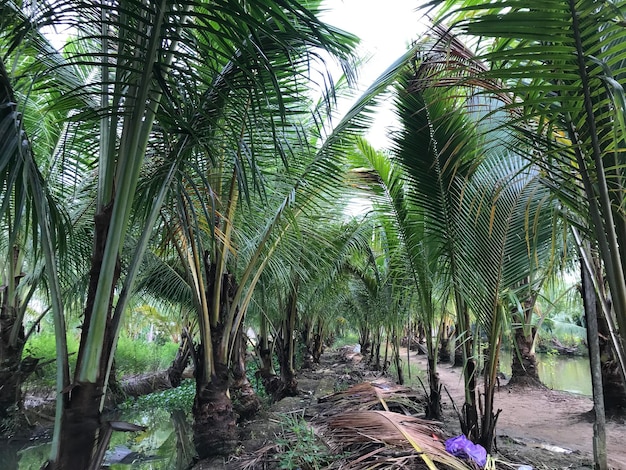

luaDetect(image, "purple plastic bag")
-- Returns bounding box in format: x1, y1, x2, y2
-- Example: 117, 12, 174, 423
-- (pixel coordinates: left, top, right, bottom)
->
444, 434, 487, 467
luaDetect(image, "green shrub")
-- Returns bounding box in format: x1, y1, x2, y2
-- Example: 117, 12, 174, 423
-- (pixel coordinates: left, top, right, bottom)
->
114, 334, 179, 376
119, 379, 195, 413
23, 333, 80, 387
276, 414, 335, 470
332, 331, 360, 349
22, 332, 179, 387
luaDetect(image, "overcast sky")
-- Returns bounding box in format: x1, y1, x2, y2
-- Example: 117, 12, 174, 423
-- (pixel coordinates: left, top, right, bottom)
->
320, 0, 424, 149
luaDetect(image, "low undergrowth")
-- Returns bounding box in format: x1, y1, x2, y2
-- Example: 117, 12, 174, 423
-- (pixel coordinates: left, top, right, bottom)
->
119, 378, 195, 413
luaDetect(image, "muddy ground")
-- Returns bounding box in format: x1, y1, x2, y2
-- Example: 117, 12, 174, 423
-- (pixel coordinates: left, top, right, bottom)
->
193, 346, 626, 470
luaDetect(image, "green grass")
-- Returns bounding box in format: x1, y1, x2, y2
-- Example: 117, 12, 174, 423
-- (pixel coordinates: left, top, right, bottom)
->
331, 331, 360, 349
22, 332, 179, 387
23, 332, 80, 387
115, 334, 179, 377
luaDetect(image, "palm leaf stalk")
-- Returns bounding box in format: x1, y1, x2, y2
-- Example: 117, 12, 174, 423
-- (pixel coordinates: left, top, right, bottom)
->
577, 234, 608, 469
0, 49, 70, 452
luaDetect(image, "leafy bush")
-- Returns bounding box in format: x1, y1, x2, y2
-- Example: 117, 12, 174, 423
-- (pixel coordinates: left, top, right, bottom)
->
245, 359, 270, 401
332, 331, 360, 349
114, 334, 179, 376
119, 379, 195, 413
22, 332, 179, 387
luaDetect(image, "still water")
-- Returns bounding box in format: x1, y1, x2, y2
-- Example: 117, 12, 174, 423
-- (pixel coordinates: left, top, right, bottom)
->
1, 408, 194, 470
499, 350, 592, 396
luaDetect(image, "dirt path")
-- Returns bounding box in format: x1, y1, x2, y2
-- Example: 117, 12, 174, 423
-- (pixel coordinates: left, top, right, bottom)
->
408, 351, 626, 469
193, 347, 626, 469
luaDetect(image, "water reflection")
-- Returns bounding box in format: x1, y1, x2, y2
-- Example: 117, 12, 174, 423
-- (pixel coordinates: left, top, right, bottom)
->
499, 350, 592, 396
106, 408, 194, 470
0, 408, 193, 470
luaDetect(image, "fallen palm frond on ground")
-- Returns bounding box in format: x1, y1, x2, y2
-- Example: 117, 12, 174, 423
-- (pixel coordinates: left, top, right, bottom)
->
317, 379, 423, 416
327, 410, 473, 470
231, 380, 471, 469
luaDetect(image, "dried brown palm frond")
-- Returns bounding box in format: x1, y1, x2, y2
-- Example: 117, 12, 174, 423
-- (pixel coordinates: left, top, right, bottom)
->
328, 410, 473, 470
316, 380, 423, 416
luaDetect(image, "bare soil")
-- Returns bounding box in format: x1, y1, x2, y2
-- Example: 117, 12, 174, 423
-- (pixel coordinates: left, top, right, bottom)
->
409, 351, 626, 470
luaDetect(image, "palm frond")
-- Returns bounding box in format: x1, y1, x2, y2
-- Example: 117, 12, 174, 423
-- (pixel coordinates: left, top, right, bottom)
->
329, 410, 473, 470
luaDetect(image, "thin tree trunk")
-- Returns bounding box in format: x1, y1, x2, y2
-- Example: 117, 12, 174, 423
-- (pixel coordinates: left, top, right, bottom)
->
301, 318, 314, 369
581, 252, 608, 470
392, 329, 403, 385
373, 329, 382, 370
167, 328, 191, 389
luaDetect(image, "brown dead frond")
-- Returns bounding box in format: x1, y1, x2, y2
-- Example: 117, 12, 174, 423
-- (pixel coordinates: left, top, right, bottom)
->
317, 380, 423, 417
328, 410, 473, 470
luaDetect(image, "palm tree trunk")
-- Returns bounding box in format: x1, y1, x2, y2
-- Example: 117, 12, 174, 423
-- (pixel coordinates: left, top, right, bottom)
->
231, 325, 260, 420
392, 329, 404, 385
438, 324, 451, 364
301, 318, 314, 369
580, 251, 608, 469
167, 328, 191, 389
509, 288, 542, 386
509, 324, 541, 386
49, 205, 120, 469
275, 289, 298, 399
0, 250, 37, 435
426, 355, 442, 420
192, 361, 237, 458
312, 325, 324, 364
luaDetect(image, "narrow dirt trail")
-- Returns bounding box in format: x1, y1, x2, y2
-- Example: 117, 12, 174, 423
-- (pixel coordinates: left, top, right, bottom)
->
408, 350, 626, 469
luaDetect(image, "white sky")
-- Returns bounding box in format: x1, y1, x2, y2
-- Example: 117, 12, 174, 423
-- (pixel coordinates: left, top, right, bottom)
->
45, 1, 425, 149
320, 0, 425, 149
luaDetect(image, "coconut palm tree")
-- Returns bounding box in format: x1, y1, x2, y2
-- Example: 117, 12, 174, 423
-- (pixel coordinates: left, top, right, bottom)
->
424, 1, 626, 464
2, 0, 361, 467
347, 57, 558, 450
0, 50, 68, 436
